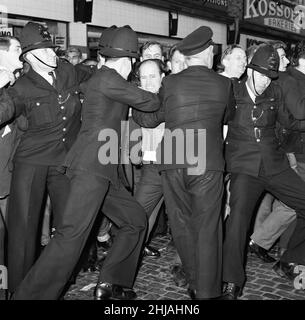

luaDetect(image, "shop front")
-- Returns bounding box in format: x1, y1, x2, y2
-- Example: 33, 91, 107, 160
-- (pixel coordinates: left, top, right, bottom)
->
0, 12, 68, 51
241, 0, 305, 52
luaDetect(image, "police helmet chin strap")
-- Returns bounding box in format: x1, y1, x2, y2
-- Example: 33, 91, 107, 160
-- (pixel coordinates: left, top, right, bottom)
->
31, 53, 57, 69
251, 69, 260, 96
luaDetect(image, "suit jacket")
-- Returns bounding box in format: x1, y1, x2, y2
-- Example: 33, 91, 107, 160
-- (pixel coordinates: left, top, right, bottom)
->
133, 65, 233, 173
225, 79, 293, 177
6, 60, 82, 166
62, 65, 160, 187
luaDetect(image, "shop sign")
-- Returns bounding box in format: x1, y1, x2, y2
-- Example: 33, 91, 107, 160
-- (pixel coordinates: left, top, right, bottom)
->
0, 27, 13, 37
55, 35, 67, 50
244, 0, 305, 35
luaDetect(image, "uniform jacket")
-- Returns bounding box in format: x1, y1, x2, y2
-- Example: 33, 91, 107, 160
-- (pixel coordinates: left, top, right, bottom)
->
62, 65, 160, 187
5, 60, 82, 166
225, 78, 294, 177
133, 65, 233, 172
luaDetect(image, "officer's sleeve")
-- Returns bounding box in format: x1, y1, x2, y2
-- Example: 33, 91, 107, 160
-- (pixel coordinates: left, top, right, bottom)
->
282, 77, 305, 120
132, 82, 165, 128
223, 81, 236, 124
276, 86, 296, 128
7, 87, 26, 118
0, 89, 16, 124
99, 72, 160, 112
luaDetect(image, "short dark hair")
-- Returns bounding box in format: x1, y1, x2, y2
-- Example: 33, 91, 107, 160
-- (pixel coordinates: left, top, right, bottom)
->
168, 44, 180, 62
217, 44, 244, 72
290, 40, 305, 67
140, 41, 163, 57
0, 36, 19, 51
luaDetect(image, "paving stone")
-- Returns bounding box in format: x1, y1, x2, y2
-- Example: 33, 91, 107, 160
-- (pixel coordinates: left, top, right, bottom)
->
262, 293, 282, 300
60, 235, 305, 301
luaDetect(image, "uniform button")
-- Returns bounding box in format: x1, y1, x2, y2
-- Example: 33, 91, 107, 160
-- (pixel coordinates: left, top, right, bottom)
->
62, 138, 66, 142
63, 116, 67, 120
61, 106, 65, 110
36, 102, 40, 106
225, 141, 229, 145
256, 139, 260, 142
75, 91, 78, 94
59, 94, 62, 98
235, 105, 237, 109
253, 105, 257, 109
63, 128, 66, 132
271, 106, 274, 110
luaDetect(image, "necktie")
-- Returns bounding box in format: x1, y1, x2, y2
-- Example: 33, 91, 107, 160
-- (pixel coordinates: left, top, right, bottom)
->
48, 71, 57, 89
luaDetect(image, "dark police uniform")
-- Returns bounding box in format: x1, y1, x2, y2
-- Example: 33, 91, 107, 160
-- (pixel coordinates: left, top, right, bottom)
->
134, 26, 234, 299
5, 59, 81, 293
223, 77, 305, 288
12, 52, 160, 298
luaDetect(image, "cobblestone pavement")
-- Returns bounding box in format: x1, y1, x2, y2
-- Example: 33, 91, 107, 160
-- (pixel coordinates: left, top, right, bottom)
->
65, 234, 305, 300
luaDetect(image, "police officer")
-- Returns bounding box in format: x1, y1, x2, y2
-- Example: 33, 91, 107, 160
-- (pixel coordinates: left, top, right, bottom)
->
134, 26, 234, 299
12, 25, 160, 300
222, 44, 305, 299
4, 22, 82, 294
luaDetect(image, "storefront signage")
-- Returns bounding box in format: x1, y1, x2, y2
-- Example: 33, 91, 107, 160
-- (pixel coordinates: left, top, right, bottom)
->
244, 0, 305, 35
0, 27, 13, 36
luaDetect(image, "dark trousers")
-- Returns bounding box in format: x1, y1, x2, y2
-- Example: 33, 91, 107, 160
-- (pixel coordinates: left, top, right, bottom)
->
7, 162, 70, 293
135, 164, 163, 240
13, 170, 147, 300
161, 169, 224, 299
223, 168, 305, 287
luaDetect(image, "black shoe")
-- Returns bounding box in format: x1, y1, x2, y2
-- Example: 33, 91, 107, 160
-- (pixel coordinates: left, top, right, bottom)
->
171, 264, 188, 287
143, 245, 160, 258
94, 282, 137, 300
187, 288, 196, 300
249, 241, 276, 263
272, 261, 300, 281
220, 282, 242, 300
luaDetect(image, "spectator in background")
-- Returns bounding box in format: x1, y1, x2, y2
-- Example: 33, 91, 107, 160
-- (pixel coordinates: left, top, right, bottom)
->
140, 41, 164, 61
65, 46, 83, 66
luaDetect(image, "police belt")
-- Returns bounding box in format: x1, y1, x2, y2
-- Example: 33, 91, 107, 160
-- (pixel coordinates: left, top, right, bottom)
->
227, 127, 275, 141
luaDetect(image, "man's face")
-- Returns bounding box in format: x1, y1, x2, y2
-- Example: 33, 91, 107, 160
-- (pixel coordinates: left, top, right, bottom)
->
28, 47, 57, 72
223, 48, 247, 78
169, 50, 186, 74
66, 51, 82, 66
248, 70, 271, 96
2, 38, 23, 72
277, 48, 289, 72
139, 61, 163, 93
141, 44, 162, 61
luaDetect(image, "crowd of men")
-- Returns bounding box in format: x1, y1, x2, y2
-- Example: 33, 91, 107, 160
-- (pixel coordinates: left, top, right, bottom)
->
1, 21, 305, 300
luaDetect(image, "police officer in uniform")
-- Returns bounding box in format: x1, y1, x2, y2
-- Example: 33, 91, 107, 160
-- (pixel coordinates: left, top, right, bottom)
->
3, 22, 82, 294
222, 44, 305, 299
134, 26, 234, 299
12, 25, 160, 300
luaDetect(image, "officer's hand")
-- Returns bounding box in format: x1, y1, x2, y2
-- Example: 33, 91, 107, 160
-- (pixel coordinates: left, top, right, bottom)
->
0, 69, 15, 88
